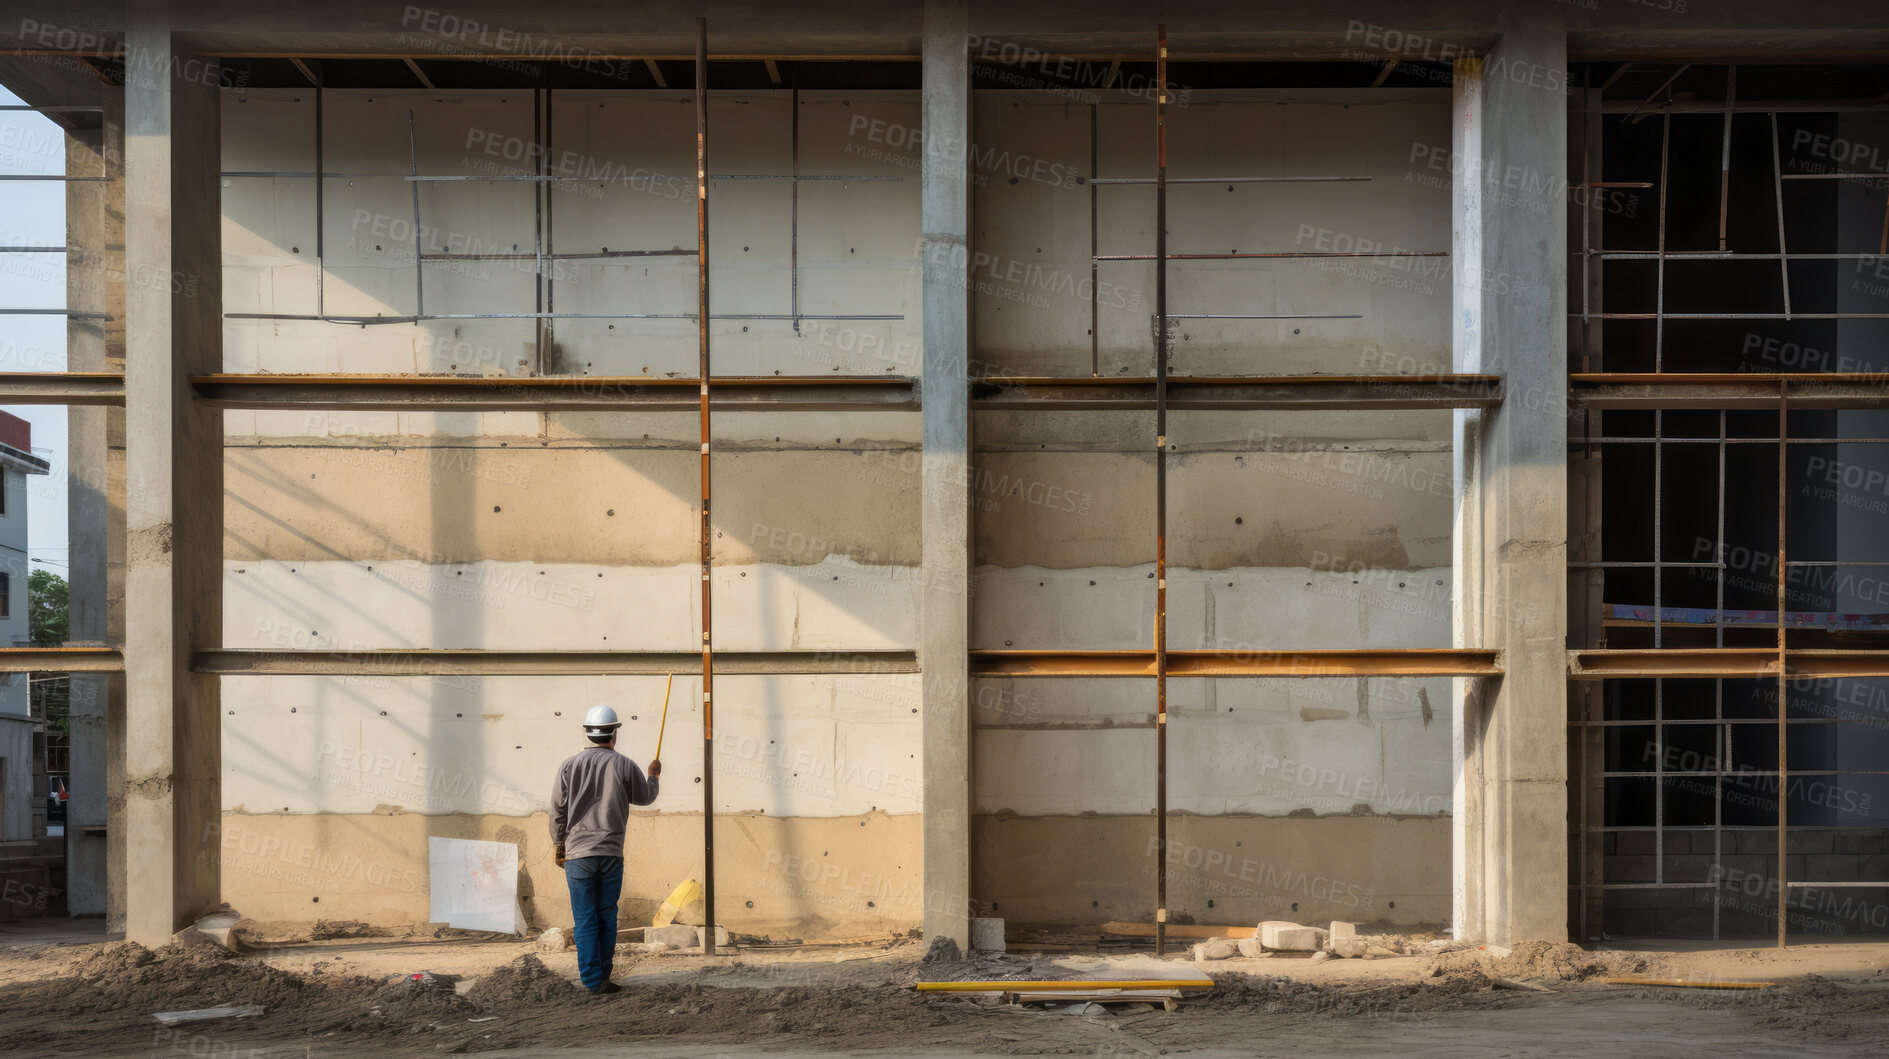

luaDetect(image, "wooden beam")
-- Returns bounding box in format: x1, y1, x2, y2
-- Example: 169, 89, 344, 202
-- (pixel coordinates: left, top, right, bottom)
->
402, 57, 435, 89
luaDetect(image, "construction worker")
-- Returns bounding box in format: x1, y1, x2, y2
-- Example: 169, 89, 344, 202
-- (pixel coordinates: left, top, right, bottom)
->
550, 704, 661, 994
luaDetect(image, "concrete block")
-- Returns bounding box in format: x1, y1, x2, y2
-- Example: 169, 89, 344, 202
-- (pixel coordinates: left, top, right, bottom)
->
1235, 937, 1268, 958
173, 911, 248, 953
1258, 921, 1325, 951
169, 926, 218, 950
1804, 854, 1861, 883
643, 924, 698, 949
1663, 855, 1719, 883
1614, 832, 1655, 855
1604, 855, 1655, 883
969, 917, 1005, 952
1329, 921, 1357, 941
1192, 937, 1238, 961
1834, 831, 1889, 855
1736, 832, 1777, 856
1332, 936, 1371, 958
1721, 854, 1775, 879
1787, 830, 1835, 855
536, 927, 571, 952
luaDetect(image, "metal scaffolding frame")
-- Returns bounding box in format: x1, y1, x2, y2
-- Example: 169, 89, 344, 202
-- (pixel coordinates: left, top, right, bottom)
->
1566, 62, 1889, 946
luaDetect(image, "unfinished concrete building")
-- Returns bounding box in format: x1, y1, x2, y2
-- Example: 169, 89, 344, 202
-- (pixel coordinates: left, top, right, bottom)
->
2, 0, 1888, 952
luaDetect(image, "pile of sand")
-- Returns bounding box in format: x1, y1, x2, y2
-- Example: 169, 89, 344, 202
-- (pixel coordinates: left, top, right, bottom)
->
1425, 940, 1662, 982
467, 954, 582, 1006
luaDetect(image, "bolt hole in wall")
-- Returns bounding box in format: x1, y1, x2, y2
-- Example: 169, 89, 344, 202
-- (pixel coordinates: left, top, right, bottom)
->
1568, 62, 1889, 939
968, 58, 1457, 930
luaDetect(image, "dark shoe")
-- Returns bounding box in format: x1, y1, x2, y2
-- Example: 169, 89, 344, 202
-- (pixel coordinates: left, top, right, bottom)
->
589, 981, 622, 995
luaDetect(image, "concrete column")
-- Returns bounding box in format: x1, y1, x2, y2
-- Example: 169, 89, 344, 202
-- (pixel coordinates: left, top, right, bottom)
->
66, 91, 127, 923
919, 0, 971, 949
123, 20, 224, 946
1451, 17, 1570, 944
1449, 53, 1486, 939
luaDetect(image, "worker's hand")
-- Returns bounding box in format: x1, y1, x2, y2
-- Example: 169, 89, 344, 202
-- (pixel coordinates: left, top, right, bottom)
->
648, 759, 662, 780
554, 847, 565, 868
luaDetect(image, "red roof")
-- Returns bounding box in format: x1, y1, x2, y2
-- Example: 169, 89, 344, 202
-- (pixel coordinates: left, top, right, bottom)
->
0, 412, 28, 455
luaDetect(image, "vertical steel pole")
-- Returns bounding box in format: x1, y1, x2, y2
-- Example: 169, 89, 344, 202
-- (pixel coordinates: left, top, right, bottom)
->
1717, 67, 1735, 252
1153, 23, 1170, 958
1767, 112, 1792, 943
1654, 679, 1664, 885
534, 89, 546, 371
1653, 114, 1670, 650
696, 17, 718, 957
1771, 112, 1792, 319
791, 85, 800, 333
314, 84, 323, 317
1776, 383, 1787, 949
408, 109, 423, 317
543, 88, 555, 373
1090, 101, 1099, 378
1654, 114, 1669, 372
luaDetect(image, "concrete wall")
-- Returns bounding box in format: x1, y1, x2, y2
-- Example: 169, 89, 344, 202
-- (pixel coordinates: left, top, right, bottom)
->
968, 90, 1458, 928
219, 87, 925, 935
217, 84, 1460, 934
65, 92, 126, 923
0, 464, 28, 725
0, 715, 31, 843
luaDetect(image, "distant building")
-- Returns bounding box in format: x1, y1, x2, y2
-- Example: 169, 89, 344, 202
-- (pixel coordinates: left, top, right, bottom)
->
0, 411, 50, 843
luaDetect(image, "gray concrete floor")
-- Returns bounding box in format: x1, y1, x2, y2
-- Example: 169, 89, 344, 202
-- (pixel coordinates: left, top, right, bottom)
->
0, 915, 115, 949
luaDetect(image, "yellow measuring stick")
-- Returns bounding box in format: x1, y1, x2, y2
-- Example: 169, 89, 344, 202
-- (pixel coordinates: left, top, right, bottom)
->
654, 672, 673, 762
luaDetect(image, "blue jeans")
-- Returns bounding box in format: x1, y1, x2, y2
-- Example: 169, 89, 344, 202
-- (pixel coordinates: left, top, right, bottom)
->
564, 855, 624, 990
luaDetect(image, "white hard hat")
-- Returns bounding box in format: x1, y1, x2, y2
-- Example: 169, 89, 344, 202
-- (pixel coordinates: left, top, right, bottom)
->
582, 704, 622, 734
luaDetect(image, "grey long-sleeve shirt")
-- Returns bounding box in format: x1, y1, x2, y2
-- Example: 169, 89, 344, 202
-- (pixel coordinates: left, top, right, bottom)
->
549, 746, 659, 859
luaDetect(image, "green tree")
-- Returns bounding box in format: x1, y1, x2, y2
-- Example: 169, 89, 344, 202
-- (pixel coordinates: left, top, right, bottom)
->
28, 568, 67, 646
28, 569, 68, 733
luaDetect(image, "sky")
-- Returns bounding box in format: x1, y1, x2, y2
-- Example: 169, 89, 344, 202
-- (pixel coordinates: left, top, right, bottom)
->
0, 85, 73, 576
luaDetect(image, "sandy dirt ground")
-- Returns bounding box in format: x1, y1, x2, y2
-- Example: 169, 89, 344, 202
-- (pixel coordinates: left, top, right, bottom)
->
4, 919, 1889, 1057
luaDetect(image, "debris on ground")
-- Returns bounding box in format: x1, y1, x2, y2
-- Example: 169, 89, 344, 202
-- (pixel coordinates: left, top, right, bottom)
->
171, 910, 251, 953
310, 919, 393, 941
7, 931, 1885, 1055
1192, 937, 1239, 961
919, 935, 962, 965
151, 1004, 265, 1025
1425, 940, 1662, 982
466, 954, 576, 1006
1258, 921, 1326, 952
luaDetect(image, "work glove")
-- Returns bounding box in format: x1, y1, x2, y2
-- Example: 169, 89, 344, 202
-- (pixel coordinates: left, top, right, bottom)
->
554, 847, 565, 868
648, 759, 662, 779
